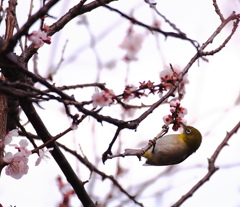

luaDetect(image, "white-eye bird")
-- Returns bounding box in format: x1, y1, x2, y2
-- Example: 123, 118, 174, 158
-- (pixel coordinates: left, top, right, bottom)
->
125, 125, 202, 166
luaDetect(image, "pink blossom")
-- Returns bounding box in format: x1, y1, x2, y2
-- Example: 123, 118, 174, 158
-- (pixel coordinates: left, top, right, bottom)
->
160, 67, 179, 88
160, 65, 189, 97
3, 152, 29, 179
163, 114, 172, 124
163, 100, 188, 131
12, 139, 32, 157
169, 100, 188, 117
92, 90, 115, 108
4, 129, 19, 145
35, 147, 54, 166
173, 65, 189, 85
160, 68, 174, 80
28, 30, 51, 48
170, 100, 180, 108
178, 107, 188, 117
170, 107, 176, 113
120, 31, 144, 61
122, 86, 138, 101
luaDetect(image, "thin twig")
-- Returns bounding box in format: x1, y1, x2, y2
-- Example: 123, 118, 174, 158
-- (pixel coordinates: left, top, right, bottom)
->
101, 3, 199, 49
19, 98, 96, 206
150, 4, 185, 35
47, 39, 69, 80
104, 125, 169, 161
42, 82, 107, 93
32, 114, 88, 153
31, 127, 72, 154
0, 0, 60, 55
212, 0, 225, 22
171, 121, 240, 207
178, 12, 238, 80
200, 19, 239, 56
58, 142, 144, 207
102, 127, 123, 162
21, 0, 117, 62
15, 119, 38, 148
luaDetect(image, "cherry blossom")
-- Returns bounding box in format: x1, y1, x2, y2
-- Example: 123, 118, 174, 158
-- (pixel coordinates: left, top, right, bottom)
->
3, 152, 29, 179
119, 28, 144, 61
163, 100, 188, 131
12, 139, 32, 157
170, 100, 188, 117
92, 90, 115, 108
35, 147, 54, 166
160, 67, 179, 88
57, 175, 75, 207
160, 64, 189, 97
122, 85, 139, 101
2, 128, 55, 179
28, 30, 51, 48
2, 129, 31, 179
163, 114, 172, 124
4, 129, 19, 145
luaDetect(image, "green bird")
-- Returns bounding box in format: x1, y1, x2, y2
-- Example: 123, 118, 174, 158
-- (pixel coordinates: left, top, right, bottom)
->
126, 125, 202, 166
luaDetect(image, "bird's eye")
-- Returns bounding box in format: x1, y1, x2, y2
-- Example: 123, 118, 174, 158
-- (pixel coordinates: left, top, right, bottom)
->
185, 128, 191, 134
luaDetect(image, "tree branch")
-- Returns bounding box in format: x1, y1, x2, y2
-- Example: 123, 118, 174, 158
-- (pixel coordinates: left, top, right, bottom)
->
58, 142, 144, 207
21, 0, 117, 62
171, 121, 240, 207
0, 0, 60, 55
101, 3, 199, 49
19, 98, 96, 207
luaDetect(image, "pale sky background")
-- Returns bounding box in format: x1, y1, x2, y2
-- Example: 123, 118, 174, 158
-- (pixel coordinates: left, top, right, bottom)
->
0, 0, 240, 207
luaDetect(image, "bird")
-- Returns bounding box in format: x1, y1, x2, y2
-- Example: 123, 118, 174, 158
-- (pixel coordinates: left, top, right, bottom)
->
125, 125, 202, 166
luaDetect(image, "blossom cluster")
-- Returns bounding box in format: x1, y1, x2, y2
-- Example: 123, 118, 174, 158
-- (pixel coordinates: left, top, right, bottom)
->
163, 100, 188, 131
92, 89, 115, 108
2, 129, 53, 179
3, 130, 31, 179
119, 27, 145, 61
28, 25, 51, 48
160, 65, 189, 96
57, 175, 75, 207
123, 66, 188, 100
91, 66, 189, 109
122, 85, 146, 101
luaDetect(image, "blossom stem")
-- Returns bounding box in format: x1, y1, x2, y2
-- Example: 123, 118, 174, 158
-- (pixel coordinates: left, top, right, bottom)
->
31, 127, 71, 154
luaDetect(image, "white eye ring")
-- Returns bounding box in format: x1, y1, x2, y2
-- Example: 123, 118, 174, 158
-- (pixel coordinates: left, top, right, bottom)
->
186, 128, 191, 134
